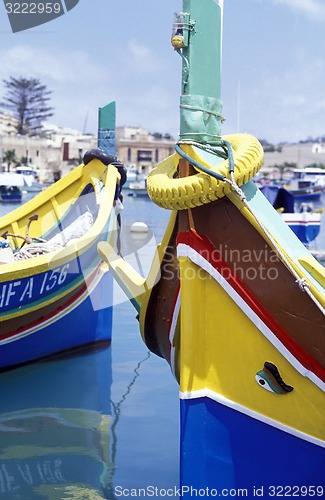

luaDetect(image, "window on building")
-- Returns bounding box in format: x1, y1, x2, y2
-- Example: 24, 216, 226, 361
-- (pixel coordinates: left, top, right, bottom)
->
155, 149, 159, 162
137, 150, 152, 162
128, 148, 131, 161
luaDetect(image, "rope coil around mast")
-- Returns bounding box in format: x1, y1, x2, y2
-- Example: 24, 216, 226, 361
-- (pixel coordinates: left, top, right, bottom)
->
147, 134, 263, 210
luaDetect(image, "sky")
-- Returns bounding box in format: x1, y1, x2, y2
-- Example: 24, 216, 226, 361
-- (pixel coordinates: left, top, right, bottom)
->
0, 0, 324, 144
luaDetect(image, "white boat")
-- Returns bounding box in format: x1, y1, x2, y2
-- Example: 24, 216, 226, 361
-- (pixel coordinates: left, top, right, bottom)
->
260, 185, 322, 245
0, 173, 23, 202
291, 168, 325, 189
15, 165, 43, 192
128, 178, 148, 197
124, 166, 137, 188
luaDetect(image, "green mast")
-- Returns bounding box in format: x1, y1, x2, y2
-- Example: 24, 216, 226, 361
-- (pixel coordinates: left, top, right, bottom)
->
98, 101, 116, 157
172, 0, 224, 144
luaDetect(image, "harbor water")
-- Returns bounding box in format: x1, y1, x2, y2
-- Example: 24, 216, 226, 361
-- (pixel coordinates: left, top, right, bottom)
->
0, 188, 324, 499
0, 191, 180, 500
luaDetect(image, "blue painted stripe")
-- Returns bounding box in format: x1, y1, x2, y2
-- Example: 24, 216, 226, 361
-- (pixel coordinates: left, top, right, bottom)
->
180, 397, 325, 492
0, 242, 102, 315
0, 271, 113, 369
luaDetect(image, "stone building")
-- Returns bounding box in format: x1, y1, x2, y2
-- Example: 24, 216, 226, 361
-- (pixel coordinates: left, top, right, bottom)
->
1, 116, 175, 181
2, 110, 323, 183
0, 113, 97, 181
261, 142, 325, 180
116, 126, 175, 177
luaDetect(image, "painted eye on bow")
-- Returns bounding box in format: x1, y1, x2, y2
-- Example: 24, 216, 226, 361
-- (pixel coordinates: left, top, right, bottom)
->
255, 373, 277, 393
256, 362, 294, 395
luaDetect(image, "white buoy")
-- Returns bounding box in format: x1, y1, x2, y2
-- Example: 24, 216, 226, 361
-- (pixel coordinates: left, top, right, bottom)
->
130, 222, 149, 233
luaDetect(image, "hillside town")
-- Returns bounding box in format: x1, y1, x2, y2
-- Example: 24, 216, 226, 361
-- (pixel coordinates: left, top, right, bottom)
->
1, 111, 325, 184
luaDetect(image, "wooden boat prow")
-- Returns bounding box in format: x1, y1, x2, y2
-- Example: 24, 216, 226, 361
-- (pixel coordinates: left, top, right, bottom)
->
99, 1, 325, 492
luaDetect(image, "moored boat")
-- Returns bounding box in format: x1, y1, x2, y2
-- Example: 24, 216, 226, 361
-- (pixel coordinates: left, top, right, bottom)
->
260, 184, 322, 245
291, 167, 325, 189
286, 185, 323, 201
0, 103, 125, 370
128, 177, 149, 197
284, 169, 324, 200
124, 166, 137, 188
15, 165, 44, 192
98, 0, 325, 494
0, 173, 23, 202
0, 184, 22, 203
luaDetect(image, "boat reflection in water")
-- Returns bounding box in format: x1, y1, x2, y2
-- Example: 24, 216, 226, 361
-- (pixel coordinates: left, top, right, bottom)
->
0, 344, 114, 499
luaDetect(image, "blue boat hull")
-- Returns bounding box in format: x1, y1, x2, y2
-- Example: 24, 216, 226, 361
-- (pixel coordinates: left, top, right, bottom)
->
291, 192, 321, 201
288, 221, 321, 245
180, 397, 325, 494
0, 193, 22, 203
0, 268, 113, 369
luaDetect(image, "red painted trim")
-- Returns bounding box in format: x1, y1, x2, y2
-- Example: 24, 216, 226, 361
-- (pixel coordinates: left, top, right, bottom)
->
177, 230, 325, 384
0, 264, 102, 341
285, 221, 320, 225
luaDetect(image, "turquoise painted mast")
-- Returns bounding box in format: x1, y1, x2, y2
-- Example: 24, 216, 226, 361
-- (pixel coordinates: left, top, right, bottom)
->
98, 101, 116, 157
172, 0, 224, 144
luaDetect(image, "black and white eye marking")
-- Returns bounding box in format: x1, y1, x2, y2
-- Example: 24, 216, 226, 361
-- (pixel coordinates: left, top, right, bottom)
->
255, 373, 278, 393
256, 362, 294, 395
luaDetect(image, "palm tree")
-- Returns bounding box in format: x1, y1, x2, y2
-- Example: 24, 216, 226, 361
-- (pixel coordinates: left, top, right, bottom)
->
3, 149, 17, 172
272, 162, 296, 182
16, 156, 28, 166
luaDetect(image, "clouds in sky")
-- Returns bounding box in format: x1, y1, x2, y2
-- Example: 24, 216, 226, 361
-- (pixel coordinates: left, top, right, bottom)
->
0, 37, 178, 136
0, 0, 324, 143
0, 43, 112, 134
220, 0, 325, 142
0, 45, 105, 83
265, 0, 325, 20
236, 52, 325, 142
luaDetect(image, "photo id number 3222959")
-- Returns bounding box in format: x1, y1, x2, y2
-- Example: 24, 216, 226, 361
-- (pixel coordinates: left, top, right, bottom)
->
5, 2, 62, 15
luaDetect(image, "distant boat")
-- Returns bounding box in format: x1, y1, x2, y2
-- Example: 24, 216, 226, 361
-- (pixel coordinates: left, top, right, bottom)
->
0, 185, 22, 203
15, 165, 44, 192
0, 173, 23, 203
292, 167, 325, 188
128, 178, 149, 197
124, 166, 137, 188
260, 185, 322, 245
284, 172, 324, 201
286, 185, 323, 201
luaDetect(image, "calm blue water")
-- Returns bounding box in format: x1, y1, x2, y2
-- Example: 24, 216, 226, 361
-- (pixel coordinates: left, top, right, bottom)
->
0, 192, 180, 499
0, 189, 324, 499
